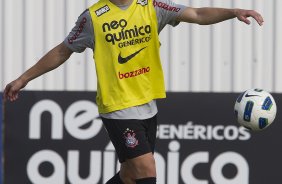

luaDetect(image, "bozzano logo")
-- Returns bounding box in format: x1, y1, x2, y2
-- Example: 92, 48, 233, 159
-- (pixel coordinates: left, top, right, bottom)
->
102, 19, 151, 48
118, 67, 150, 79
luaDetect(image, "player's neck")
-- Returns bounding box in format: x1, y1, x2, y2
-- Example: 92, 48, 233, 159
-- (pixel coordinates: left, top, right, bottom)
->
110, 0, 133, 6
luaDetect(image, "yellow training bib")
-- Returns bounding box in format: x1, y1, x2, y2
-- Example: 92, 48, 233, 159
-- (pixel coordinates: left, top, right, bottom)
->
89, 0, 166, 113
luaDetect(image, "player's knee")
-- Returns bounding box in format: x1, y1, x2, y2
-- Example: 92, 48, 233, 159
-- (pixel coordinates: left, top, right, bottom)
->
136, 163, 156, 178
128, 154, 156, 178
138, 158, 156, 177
120, 172, 135, 184
120, 164, 135, 184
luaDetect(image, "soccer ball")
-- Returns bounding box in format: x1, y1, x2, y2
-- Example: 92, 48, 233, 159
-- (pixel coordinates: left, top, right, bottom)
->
234, 89, 277, 131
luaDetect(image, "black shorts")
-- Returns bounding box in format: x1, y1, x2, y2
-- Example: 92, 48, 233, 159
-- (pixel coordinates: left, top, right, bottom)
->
102, 115, 157, 163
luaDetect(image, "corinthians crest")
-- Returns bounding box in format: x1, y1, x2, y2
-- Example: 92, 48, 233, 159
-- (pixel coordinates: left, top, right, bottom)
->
137, 0, 148, 6
123, 128, 139, 148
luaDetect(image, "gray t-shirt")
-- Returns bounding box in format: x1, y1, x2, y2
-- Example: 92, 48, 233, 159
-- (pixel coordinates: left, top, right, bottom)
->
64, 0, 186, 119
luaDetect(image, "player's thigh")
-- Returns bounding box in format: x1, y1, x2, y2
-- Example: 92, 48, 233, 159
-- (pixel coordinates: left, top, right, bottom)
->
122, 152, 156, 179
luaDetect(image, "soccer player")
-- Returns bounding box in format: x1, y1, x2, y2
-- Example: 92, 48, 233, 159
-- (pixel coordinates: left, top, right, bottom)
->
4, 0, 263, 183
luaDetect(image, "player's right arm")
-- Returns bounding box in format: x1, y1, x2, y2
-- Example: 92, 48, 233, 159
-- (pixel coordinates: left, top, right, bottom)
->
3, 42, 73, 102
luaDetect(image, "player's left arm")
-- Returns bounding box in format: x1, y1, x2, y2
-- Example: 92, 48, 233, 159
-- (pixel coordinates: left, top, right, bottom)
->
177, 7, 264, 26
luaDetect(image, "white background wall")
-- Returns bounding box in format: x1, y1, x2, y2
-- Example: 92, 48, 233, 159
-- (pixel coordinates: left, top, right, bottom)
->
1, 0, 281, 92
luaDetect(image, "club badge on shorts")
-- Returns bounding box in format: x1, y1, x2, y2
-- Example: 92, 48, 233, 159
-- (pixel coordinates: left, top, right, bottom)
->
123, 128, 139, 148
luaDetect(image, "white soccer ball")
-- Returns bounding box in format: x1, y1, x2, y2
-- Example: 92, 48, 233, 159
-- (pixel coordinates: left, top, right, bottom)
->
234, 89, 277, 131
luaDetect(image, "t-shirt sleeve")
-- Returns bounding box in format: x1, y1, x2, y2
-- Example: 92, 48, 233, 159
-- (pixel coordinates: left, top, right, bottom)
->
63, 10, 94, 53
153, 0, 187, 32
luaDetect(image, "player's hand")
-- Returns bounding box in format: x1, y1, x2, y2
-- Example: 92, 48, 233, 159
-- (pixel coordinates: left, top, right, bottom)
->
234, 9, 264, 26
3, 78, 27, 102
